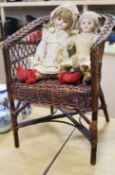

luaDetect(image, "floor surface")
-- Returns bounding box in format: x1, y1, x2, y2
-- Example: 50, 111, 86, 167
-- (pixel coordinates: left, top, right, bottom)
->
0, 106, 115, 175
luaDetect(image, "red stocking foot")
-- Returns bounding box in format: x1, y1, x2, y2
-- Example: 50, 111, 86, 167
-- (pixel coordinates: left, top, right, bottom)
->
58, 71, 82, 84
17, 65, 27, 81
26, 69, 37, 84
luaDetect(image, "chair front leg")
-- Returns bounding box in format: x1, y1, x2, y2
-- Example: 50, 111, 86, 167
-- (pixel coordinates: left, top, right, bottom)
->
90, 112, 98, 165
90, 142, 97, 165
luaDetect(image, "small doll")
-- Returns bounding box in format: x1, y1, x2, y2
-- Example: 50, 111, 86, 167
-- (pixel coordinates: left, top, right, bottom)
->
17, 4, 79, 84
56, 11, 100, 84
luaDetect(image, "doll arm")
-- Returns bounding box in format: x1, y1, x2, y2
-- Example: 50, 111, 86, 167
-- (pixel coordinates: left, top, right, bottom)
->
34, 28, 48, 64
27, 40, 47, 68
92, 34, 99, 44
34, 40, 47, 63
56, 36, 75, 67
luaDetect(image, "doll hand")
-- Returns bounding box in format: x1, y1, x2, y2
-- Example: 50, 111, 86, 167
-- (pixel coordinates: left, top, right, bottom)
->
80, 65, 91, 85
71, 55, 80, 68
60, 64, 72, 72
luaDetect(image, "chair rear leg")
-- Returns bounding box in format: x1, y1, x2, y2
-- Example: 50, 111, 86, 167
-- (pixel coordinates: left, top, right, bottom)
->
99, 87, 109, 122
50, 105, 56, 115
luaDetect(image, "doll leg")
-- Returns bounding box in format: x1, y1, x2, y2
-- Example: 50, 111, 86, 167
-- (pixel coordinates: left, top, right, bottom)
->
17, 65, 44, 84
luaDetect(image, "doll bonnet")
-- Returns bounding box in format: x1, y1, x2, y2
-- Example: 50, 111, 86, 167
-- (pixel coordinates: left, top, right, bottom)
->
79, 11, 100, 32
50, 4, 79, 30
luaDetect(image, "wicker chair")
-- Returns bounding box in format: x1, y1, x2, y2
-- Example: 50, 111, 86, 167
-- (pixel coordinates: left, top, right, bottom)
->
1, 13, 115, 165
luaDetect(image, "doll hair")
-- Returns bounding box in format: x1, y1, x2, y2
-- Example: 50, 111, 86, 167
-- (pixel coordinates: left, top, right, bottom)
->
77, 11, 101, 33
44, 7, 74, 31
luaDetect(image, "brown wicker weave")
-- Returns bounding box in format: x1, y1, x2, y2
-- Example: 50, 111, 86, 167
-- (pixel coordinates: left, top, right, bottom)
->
1, 14, 115, 165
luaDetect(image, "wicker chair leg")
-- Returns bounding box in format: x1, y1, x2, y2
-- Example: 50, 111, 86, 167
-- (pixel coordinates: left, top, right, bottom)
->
90, 111, 98, 165
13, 128, 19, 148
90, 144, 97, 165
99, 87, 110, 122
12, 114, 19, 148
50, 106, 55, 114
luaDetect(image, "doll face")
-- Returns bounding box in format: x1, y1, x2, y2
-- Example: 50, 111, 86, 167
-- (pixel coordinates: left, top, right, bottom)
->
80, 18, 96, 33
54, 16, 70, 30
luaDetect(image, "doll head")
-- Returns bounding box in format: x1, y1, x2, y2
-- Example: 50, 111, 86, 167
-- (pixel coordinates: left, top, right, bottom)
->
45, 4, 79, 31
53, 8, 75, 31
78, 11, 100, 33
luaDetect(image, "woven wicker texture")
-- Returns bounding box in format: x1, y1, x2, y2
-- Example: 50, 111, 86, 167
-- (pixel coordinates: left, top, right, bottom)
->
11, 80, 91, 111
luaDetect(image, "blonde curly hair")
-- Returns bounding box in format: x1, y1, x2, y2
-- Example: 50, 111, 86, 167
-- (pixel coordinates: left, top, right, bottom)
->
44, 5, 79, 31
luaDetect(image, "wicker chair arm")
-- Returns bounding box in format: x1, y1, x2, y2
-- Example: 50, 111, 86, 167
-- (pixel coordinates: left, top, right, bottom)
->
0, 16, 49, 47
92, 13, 115, 49
89, 13, 115, 111
1, 13, 114, 48
90, 13, 115, 81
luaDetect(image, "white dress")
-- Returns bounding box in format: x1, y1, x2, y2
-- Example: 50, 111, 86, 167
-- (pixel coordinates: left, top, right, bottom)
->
28, 27, 70, 74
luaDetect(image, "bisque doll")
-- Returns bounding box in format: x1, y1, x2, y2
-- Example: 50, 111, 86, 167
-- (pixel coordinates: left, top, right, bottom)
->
17, 4, 79, 84
57, 11, 100, 84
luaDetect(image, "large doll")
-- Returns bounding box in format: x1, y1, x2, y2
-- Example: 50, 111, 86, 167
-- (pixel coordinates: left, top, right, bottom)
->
17, 4, 79, 84
56, 11, 100, 84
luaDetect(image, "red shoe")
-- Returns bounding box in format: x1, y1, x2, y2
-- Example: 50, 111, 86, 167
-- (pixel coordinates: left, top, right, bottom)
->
26, 69, 37, 84
58, 71, 82, 84
17, 65, 27, 82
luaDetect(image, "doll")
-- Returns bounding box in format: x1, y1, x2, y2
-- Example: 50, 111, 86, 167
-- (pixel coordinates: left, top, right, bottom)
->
17, 4, 79, 84
56, 11, 100, 84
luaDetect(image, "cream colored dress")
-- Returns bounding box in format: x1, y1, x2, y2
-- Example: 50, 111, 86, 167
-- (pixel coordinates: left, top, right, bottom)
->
28, 27, 70, 74
56, 32, 98, 69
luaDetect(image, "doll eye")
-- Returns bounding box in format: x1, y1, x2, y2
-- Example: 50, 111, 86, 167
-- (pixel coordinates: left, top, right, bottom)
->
57, 17, 61, 21
82, 22, 86, 25
63, 20, 67, 24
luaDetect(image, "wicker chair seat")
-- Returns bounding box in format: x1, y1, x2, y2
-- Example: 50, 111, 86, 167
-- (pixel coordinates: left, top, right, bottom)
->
11, 79, 91, 111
